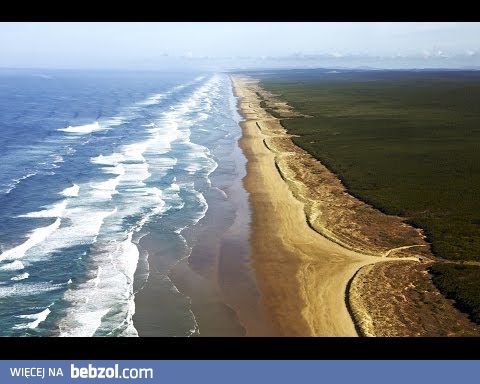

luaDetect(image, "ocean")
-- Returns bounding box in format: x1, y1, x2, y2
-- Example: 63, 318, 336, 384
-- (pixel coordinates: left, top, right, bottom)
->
0, 69, 263, 336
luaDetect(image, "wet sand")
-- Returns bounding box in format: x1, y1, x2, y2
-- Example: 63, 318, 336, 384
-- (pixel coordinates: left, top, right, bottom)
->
168, 156, 274, 336
133, 90, 272, 336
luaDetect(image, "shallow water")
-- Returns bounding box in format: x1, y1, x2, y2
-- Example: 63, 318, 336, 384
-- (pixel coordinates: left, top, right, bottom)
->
0, 69, 263, 336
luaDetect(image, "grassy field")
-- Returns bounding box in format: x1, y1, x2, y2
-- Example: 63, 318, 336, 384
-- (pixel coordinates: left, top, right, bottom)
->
251, 69, 480, 323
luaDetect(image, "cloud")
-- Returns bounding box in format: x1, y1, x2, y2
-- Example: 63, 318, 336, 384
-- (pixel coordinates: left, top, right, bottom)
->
422, 49, 448, 59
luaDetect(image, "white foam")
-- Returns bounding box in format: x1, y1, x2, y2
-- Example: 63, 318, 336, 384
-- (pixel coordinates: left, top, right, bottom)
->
58, 231, 140, 337
11, 174, 116, 263
94, 266, 102, 288
59, 122, 105, 134
133, 188, 167, 229
91, 153, 125, 166
18, 172, 37, 181
0, 218, 61, 262
20, 208, 116, 265
184, 163, 203, 174
171, 84, 187, 92
143, 120, 179, 157
177, 141, 217, 177
11, 272, 29, 281
198, 112, 209, 121
19, 200, 67, 218
120, 299, 138, 337
44, 208, 114, 248
173, 226, 186, 234
14, 308, 51, 329
59, 307, 110, 337
138, 93, 165, 106
102, 164, 125, 175
90, 177, 120, 200
90, 115, 178, 203
145, 157, 177, 177
4, 172, 36, 194
123, 142, 149, 163
121, 232, 139, 280
169, 181, 180, 193
60, 184, 80, 197
0, 282, 64, 298
0, 260, 25, 271
192, 189, 208, 226
120, 163, 151, 187
32, 74, 53, 80
177, 182, 208, 227
103, 116, 125, 127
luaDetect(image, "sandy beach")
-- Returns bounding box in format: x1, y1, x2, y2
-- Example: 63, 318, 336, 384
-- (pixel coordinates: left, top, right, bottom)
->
232, 75, 385, 335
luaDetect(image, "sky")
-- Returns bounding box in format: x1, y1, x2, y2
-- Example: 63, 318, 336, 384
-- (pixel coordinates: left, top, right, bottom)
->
1, 22, 480, 70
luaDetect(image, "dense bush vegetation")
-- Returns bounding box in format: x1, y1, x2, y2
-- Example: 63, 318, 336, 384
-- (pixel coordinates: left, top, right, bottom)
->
430, 263, 480, 323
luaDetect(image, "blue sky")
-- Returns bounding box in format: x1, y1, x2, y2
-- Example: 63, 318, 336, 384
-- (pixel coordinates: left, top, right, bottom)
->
1, 22, 480, 70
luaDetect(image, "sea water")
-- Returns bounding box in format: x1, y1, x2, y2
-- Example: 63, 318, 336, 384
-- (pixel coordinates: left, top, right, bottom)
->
0, 69, 244, 336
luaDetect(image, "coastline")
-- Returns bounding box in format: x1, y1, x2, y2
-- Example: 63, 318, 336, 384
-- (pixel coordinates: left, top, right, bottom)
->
232, 75, 383, 335
233, 74, 480, 336
133, 75, 272, 336
132, 73, 479, 337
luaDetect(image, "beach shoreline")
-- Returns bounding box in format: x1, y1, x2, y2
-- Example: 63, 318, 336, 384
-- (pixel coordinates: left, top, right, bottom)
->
133, 75, 272, 336
233, 74, 480, 336
232, 75, 385, 336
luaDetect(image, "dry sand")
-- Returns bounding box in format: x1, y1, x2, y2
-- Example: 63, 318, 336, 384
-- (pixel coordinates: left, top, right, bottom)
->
350, 261, 480, 336
233, 75, 386, 335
